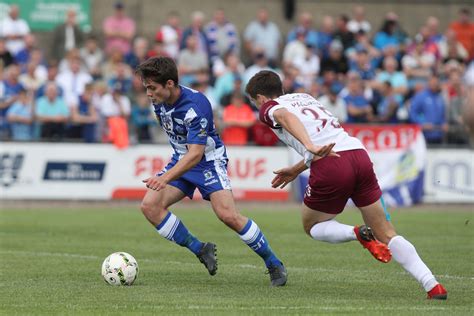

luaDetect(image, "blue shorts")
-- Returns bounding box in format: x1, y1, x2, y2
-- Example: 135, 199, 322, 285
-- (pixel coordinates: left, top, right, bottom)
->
157, 159, 231, 200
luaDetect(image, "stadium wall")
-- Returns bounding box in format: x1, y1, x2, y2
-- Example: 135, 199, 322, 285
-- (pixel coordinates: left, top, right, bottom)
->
33, 0, 474, 61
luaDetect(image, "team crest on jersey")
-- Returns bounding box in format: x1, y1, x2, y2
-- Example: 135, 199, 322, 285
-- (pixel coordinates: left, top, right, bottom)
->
161, 115, 173, 132
304, 184, 312, 197
200, 118, 208, 129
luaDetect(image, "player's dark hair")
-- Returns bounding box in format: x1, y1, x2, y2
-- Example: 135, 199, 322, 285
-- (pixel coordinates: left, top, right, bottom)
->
245, 70, 283, 99
135, 57, 179, 86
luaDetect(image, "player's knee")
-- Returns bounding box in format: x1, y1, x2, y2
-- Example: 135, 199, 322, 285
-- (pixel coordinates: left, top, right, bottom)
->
140, 200, 165, 220
216, 209, 240, 228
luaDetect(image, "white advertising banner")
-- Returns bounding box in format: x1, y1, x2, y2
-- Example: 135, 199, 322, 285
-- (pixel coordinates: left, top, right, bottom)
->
424, 149, 474, 203
0, 143, 290, 201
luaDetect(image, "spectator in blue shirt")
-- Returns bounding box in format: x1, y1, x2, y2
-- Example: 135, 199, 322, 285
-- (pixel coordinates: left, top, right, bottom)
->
36, 82, 70, 140
287, 12, 319, 49
373, 19, 400, 51
131, 93, 157, 142
372, 81, 399, 123
6, 88, 33, 140
69, 83, 97, 142
343, 72, 373, 123
409, 75, 447, 144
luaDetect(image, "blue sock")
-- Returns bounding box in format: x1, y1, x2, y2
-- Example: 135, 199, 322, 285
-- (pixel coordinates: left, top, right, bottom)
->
155, 212, 203, 255
238, 219, 281, 268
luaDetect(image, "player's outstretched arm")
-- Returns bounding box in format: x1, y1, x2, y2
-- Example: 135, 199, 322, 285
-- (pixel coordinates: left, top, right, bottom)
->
142, 144, 205, 191
271, 160, 308, 189
273, 108, 339, 159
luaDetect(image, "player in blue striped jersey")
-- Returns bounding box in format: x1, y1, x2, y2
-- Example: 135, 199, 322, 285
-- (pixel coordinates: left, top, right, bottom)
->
135, 57, 286, 286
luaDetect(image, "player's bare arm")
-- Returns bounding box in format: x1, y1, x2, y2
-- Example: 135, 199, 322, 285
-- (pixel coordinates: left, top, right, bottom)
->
273, 108, 339, 158
272, 159, 308, 189
142, 144, 205, 191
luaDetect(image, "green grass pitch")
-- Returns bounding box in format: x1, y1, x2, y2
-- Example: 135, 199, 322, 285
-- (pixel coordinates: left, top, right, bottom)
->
1, 203, 473, 315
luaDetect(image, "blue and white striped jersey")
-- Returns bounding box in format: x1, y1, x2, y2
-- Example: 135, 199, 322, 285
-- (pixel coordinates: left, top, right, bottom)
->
153, 85, 227, 165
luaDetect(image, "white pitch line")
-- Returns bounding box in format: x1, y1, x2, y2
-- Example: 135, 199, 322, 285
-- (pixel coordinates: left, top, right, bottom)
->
2, 250, 473, 281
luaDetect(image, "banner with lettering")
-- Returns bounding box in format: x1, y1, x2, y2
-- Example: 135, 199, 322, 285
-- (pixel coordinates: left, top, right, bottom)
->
0, 143, 290, 201
0, 0, 91, 31
292, 124, 427, 207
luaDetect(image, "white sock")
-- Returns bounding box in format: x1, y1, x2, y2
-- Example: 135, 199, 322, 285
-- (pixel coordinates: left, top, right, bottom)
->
310, 220, 356, 243
388, 235, 438, 292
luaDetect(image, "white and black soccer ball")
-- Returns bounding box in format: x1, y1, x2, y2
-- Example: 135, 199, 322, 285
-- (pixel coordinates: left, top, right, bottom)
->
101, 252, 139, 286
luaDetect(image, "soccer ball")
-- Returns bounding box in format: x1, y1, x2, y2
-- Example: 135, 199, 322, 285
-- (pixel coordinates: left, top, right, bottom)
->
101, 252, 139, 286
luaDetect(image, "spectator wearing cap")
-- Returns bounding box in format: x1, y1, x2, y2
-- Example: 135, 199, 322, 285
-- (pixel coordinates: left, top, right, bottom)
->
242, 49, 276, 92
348, 6, 371, 34
102, 1, 136, 55
155, 11, 182, 60
51, 8, 85, 61
6, 87, 33, 141
449, 8, 474, 60
1, 5, 30, 56
320, 40, 349, 77
287, 12, 319, 49
318, 83, 347, 123
349, 30, 380, 62
349, 45, 377, 81
181, 11, 210, 61
243, 8, 281, 67
409, 75, 447, 144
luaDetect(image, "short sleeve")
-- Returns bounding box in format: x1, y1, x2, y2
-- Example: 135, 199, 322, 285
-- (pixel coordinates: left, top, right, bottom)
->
258, 100, 285, 129
184, 107, 208, 145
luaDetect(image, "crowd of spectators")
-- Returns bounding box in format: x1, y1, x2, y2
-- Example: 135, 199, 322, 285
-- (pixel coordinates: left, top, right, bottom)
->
1, 2, 473, 147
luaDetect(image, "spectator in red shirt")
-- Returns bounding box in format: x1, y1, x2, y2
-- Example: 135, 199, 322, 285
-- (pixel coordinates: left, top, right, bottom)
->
221, 92, 256, 145
449, 8, 474, 59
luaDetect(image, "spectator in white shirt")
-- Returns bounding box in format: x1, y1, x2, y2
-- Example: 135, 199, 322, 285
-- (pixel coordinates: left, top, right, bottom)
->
1, 5, 30, 55
100, 83, 131, 119
243, 8, 281, 66
56, 57, 93, 108
348, 6, 371, 34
